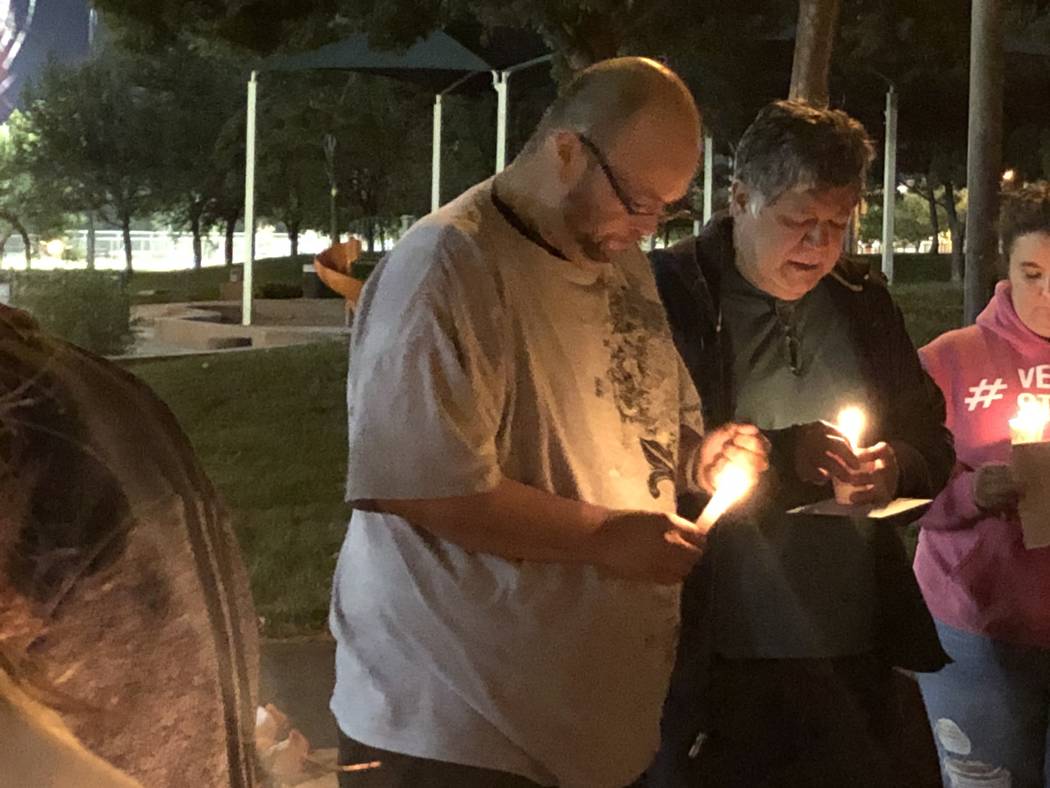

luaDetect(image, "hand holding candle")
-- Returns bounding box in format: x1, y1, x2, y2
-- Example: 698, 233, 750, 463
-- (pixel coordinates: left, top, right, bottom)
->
1009, 401, 1050, 549
832, 405, 876, 505
695, 460, 757, 531
693, 422, 769, 532
1009, 401, 1049, 445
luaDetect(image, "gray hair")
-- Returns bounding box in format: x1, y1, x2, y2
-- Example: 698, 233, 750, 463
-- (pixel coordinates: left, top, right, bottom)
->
734, 100, 875, 212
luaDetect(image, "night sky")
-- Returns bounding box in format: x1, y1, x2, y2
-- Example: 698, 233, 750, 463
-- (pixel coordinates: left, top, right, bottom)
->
1, 0, 91, 120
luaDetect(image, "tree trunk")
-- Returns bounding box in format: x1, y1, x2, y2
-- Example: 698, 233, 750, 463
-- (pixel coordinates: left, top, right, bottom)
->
789, 0, 842, 107
942, 181, 965, 283
0, 230, 11, 263
86, 213, 96, 270
191, 210, 203, 270
365, 219, 376, 253
18, 225, 31, 270
288, 223, 300, 258
964, 0, 1004, 323
121, 214, 133, 273
225, 212, 238, 268
925, 179, 941, 254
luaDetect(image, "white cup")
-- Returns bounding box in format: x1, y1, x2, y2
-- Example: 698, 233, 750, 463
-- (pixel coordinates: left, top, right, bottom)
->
832, 459, 877, 505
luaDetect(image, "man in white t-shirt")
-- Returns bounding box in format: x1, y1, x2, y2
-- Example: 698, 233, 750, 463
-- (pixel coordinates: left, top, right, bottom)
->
329, 57, 768, 788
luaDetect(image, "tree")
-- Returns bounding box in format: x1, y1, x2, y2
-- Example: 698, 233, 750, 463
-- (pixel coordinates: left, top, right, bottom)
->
859, 189, 950, 250
254, 75, 331, 256
790, 0, 841, 105
297, 73, 434, 250
18, 52, 163, 272
204, 128, 246, 269
141, 45, 248, 269
0, 117, 68, 268
94, 0, 653, 71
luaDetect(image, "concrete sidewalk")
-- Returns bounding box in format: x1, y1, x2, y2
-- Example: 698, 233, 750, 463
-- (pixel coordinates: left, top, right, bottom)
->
260, 637, 338, 749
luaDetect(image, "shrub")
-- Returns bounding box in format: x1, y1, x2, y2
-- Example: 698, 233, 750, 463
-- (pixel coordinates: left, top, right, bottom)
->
256, 282, 303, 299
856, 253, 952, 283
10, 271, 132, 355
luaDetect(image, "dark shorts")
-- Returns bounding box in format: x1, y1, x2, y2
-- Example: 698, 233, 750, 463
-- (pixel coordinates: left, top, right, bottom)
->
336, 729, 546, 788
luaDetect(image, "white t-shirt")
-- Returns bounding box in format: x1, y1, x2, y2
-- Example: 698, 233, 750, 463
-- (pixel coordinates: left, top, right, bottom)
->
330, 180, 702, 787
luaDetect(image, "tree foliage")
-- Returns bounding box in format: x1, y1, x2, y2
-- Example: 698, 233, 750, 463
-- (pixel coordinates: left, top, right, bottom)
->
17, 51, 164, 271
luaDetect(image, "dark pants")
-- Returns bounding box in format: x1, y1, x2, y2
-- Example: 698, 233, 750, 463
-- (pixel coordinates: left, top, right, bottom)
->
648, 653, 937, 788
337, 729, 545, 787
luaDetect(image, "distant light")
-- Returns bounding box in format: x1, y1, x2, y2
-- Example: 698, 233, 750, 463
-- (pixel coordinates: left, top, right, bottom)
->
1002, 169, 1017, 183
44, 239, 65, 258
896, 184, 909, 195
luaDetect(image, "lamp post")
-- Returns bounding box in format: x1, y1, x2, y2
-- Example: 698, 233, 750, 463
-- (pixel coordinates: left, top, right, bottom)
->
242, 70, 258, 327
323, 133, 339, 246
882, 83, 897, 283
491, 55, 554, 174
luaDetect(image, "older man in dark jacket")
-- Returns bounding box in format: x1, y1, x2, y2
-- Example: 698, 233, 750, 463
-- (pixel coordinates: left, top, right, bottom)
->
646, 101, 954, 788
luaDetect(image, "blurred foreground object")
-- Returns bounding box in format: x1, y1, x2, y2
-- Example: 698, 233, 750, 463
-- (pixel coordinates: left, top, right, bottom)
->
0, 304, 259, 787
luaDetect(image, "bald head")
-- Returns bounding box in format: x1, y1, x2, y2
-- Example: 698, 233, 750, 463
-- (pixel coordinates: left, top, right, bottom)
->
531, 57, 701, 151
501, 57, 700, 263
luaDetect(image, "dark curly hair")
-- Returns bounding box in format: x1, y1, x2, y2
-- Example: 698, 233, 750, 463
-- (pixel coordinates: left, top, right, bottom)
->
1000, 182, 1050, 267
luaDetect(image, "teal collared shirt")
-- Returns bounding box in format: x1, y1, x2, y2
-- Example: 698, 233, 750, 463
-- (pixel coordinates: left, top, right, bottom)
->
713, 263, 877, 658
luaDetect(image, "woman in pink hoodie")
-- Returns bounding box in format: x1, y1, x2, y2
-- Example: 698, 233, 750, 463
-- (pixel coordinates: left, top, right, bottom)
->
915, 182, 1050, 788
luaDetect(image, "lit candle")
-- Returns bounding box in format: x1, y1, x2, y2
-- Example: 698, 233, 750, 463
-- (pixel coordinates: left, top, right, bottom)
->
695, 462, 757, 532
833, 405, 871, 505
1010, 401, 1050, 445
836, 405, 867, 452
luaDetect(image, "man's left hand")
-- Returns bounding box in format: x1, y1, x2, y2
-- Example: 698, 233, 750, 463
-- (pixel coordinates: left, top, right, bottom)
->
697, 423, 771, 494
847, 442, 900, 505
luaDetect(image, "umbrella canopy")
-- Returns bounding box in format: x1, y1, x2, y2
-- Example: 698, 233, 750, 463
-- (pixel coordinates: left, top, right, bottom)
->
260, 30, 493, 91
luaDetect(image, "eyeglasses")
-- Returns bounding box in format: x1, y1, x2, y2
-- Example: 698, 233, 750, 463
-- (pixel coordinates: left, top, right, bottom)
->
575, 132, 690, 220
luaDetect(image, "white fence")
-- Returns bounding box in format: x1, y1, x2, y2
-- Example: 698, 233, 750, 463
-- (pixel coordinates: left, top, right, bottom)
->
0, 228, 392, 272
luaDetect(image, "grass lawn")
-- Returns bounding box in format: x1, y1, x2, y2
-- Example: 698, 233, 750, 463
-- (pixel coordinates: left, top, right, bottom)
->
124, 281, 965, 638
890, 281, 964, 348
128, 340, 350, 637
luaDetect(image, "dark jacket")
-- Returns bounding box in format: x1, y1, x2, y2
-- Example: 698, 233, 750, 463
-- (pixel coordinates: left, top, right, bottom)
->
648, 215, 953, 781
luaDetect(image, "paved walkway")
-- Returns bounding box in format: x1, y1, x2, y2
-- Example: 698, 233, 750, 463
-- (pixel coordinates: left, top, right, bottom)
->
116, 299, 351, 361
260, 637, 338, 749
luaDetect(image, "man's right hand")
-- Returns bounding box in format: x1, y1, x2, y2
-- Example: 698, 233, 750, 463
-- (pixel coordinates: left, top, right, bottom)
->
584, 510, 704, 585
793, 421, 862, 485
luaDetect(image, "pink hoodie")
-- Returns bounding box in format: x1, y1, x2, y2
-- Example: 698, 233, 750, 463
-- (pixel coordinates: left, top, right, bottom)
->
916, 281, 1050, 648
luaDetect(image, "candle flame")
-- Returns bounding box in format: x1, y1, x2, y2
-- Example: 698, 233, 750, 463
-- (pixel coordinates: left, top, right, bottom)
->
1010, 401, 1049, 444
837, 406, 866, 452
696, 461, 757, 530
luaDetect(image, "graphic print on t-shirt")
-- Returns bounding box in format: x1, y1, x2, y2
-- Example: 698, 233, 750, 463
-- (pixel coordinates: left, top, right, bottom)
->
599, 281, 678, 499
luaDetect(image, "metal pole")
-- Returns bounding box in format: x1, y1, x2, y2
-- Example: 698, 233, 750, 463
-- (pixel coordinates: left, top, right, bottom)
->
323, 134, 339, 245
86, 213, 96, 270
703, 132, 714, 224
964, 0, 1004, 324
493, 71, 509, 173
881, 84, 897, 284
242, 70, 258, 327
432, 94, 443, 211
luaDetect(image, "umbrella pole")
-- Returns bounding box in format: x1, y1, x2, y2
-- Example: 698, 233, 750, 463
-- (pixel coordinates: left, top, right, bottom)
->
432, 94, 442, 212
242, 70, 258, 327
493, 70, 509, 172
